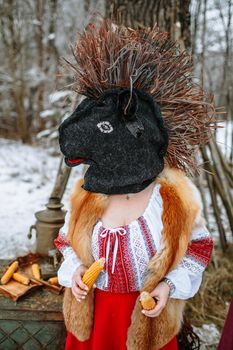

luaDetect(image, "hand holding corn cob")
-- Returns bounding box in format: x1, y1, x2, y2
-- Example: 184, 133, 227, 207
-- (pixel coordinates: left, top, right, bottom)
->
140, 282, 170, 317
71, 258, 105, 301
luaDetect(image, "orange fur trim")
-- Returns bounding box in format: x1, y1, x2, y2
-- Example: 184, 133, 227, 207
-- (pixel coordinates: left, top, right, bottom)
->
68, 178, 109, 266
63, 288, 94, 341
63, 168, 201, 347
64, 179, 109, 340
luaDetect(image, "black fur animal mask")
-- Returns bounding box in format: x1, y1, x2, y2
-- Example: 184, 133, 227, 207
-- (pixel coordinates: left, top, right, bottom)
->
59, 89, 168, 194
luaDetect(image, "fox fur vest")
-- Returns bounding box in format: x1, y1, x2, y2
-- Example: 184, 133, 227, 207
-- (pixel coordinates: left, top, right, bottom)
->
62, 167, 202, 349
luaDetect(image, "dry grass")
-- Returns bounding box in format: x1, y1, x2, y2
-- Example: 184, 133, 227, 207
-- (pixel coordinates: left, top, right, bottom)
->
186, 244, 233, 330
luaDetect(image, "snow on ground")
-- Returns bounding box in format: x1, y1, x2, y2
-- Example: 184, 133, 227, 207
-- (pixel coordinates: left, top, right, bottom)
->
193, 324, 220, 350
0, 138, 82, 259
0, 138, 224, 348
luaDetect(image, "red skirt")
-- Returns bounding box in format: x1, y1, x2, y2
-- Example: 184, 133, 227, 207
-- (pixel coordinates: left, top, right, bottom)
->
65, 289, 178, 350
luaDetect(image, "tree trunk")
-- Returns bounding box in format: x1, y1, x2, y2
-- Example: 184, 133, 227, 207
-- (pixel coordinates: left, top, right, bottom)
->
2, 0, 30, 143
46, 0, 60, 76
106, 0, 191, 48
12, 86, 29, 143
34, 0, 45, 132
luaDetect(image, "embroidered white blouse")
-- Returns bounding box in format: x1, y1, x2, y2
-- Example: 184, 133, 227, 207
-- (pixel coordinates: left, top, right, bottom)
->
56, 183, 213, 299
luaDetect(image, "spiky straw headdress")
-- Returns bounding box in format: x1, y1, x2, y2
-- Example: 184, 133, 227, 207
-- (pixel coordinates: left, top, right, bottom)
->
65, 18, 215, 176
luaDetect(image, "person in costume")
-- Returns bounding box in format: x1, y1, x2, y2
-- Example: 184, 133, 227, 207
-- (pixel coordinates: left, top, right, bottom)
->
54, 19, 215, 350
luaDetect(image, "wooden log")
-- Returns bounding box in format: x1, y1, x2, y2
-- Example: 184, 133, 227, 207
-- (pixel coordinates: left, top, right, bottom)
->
201, 147, 228, 251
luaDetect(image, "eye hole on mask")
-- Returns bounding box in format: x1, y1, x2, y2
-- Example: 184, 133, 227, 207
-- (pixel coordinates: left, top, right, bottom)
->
97, 121, 114, 133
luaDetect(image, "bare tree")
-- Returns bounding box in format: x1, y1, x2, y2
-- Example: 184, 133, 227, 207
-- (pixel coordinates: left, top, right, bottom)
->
34, 0, 45, 131
105, 0, 233, 249
106, 0, 191, 48
0, 0, 30, 142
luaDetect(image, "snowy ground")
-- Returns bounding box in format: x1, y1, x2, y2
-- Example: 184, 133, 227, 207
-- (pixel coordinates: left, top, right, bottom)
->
0, 137, 225, 348
0, 138, 82, 259
193, 324, 220, 350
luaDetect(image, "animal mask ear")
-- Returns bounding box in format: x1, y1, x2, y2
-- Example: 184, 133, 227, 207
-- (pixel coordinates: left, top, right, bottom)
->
117, 89, 144, 138
117, 89, 138, 119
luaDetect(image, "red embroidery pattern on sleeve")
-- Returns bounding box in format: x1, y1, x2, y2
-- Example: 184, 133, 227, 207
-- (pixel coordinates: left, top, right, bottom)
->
54, 232, 70, 254
186, 236, 213, 266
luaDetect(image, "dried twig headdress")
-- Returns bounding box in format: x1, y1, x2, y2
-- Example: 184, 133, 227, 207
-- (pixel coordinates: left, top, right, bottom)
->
64, 18, 215, 176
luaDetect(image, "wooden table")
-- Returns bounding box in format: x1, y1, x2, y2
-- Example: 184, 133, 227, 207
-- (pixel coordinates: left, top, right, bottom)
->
0, 260, 66, 350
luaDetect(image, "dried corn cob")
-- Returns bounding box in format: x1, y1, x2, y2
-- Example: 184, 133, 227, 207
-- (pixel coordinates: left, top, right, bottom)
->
31, 264, 41, 280
140, 291, 156, 310
48, 276, 59, 285
13, 272, 30, 285
1, 261, 19, 285
82, 257, 105, 290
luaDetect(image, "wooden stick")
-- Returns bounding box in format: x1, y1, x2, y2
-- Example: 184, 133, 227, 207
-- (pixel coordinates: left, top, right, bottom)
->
201, 147, 228, 251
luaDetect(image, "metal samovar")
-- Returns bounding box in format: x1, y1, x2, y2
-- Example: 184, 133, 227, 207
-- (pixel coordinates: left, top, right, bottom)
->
28, 157, 71, 257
